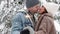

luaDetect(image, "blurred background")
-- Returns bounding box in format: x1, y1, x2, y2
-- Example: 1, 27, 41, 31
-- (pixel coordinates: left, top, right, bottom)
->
0, 0, 60, 34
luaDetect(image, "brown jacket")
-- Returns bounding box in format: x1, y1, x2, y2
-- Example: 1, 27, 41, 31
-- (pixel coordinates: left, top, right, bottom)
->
35, 13, 56, 34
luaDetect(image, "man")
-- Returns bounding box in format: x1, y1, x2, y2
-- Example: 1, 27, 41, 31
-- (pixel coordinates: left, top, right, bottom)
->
11, 0, 40, 34
26, 0, 41, 28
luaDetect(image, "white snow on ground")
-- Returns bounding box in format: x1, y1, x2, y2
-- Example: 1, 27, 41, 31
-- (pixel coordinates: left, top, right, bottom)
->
0, 1, 7, 11
54, 20, 60, 31
0, 23, 5, 29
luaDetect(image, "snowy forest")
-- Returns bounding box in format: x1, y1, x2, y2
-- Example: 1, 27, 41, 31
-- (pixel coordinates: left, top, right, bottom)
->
0, 0, 60, 34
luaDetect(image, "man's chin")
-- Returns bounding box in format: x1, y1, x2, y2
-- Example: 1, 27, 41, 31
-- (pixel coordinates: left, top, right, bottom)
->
28, 11, 37, 14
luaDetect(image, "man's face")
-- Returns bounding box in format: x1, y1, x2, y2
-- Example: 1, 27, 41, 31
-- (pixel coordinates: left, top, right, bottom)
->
28, 4, 40, 13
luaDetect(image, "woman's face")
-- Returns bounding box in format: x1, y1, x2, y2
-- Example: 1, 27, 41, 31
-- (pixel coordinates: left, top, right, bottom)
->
38, 6, 46, 14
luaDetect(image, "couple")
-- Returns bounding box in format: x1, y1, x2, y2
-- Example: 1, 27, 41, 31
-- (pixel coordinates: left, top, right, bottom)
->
11, 0, 59, 34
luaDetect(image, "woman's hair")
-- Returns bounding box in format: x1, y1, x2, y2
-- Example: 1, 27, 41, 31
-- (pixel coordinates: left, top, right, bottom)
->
44, 7, 48, 13
42, 6, 48, 13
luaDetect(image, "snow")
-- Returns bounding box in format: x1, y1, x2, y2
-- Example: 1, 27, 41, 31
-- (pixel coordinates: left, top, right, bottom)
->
0, 23, 5, 29
54, 20, 60, 31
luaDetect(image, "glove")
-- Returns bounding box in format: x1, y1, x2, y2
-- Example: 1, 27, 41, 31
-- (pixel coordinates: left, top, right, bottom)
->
23, 26, 34, 34
20, 29, 30, 34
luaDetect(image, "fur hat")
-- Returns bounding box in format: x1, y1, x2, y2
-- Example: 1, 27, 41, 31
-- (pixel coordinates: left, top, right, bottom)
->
42, 2, 59, 16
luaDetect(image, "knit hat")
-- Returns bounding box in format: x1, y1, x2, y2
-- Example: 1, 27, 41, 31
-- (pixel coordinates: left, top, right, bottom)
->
26, 0, 39, 8
42, 2, 59, 16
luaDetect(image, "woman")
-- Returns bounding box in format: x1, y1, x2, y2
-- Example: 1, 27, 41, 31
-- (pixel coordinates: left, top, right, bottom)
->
35, 2, 59, 34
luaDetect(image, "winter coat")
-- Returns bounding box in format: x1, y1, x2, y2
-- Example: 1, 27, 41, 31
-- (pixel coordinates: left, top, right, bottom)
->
35, 13, 56, 34
11, 11, 33, 34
